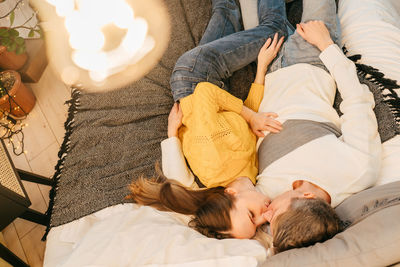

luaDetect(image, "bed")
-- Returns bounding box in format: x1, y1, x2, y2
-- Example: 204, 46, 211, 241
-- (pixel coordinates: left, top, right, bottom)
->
43, 0, 400, 266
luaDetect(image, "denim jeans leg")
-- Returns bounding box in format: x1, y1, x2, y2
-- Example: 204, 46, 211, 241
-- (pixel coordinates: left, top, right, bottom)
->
171, 0, 289, 101
203, 0, 289, 85
269, 0, 340, 73
171, 0, 242, 101
199, 0, 242, 45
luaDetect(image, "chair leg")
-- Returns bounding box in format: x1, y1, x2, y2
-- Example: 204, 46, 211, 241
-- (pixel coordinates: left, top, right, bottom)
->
0, 243, 30, 267
19, 208, 49, 226
17, 169, 53, 186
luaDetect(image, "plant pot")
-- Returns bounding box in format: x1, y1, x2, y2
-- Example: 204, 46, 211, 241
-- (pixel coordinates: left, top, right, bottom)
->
0, 70, 36, 118
0, 45, 28, 71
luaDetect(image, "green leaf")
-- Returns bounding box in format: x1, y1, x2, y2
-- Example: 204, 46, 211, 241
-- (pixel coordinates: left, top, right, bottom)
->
34, 29, 43, 38
28, 29, 34, 38
11, 43, 17, 52
0, 28, 8, 37
10, 11, 15, 26
2, 38, 11, 47
10, 29, 19, 37
0, 29, 9, 38
16, 45, 25, 55
7, 42, 16, 52
15, 37, 24, 45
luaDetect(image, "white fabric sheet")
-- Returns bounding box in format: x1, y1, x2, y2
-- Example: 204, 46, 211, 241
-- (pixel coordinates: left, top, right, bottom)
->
44, 0, 400, 266
44, 204, 267, 267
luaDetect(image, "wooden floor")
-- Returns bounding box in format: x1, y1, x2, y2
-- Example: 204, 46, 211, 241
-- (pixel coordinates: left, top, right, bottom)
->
1, 66, 70, 267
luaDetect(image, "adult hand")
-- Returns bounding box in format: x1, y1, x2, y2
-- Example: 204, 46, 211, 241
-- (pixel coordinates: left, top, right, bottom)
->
254, 33, 285, 85
296, 20, 334, 51
168, 102, 183, 137
250, 112, 282, 137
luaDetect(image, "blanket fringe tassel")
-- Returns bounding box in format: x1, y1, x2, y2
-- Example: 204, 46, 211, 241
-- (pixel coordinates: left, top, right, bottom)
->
42, 88, 81, 241
345, 48, 400, 134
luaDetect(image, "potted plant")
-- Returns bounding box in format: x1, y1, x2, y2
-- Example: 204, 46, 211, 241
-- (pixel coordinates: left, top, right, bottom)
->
0, 69, 35, 118
0, 0, 42, 70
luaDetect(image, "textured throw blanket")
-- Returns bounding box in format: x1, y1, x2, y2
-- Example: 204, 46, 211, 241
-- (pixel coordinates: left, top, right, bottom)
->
45, 0, 253, 235
44, 0, 400, 237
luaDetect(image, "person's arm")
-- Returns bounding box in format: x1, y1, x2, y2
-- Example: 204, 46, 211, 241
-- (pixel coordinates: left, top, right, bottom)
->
162, 103, 197, 188
242, 33, 285, 136
161, 137, 197, 188
188, 83, 282, 137
244, 33, 285, 112
297, 21, 381, 157
320, 45, 381, 156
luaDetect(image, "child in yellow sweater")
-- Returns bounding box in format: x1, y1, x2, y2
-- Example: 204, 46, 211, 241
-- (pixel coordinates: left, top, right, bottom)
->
175, 81, 280, 188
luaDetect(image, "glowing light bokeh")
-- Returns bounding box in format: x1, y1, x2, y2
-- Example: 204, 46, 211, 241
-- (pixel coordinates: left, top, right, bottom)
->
45, 0, 155, 83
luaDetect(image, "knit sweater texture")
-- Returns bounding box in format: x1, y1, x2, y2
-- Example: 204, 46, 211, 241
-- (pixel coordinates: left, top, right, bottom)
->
164, 82, 264, 188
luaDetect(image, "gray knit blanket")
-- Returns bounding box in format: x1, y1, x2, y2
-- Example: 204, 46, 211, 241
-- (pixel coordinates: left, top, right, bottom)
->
45, 0, 400, 237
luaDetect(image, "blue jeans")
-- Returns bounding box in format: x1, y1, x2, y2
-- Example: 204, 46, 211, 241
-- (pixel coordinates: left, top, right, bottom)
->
170, 0, 291, 101
269, 0, 341, 73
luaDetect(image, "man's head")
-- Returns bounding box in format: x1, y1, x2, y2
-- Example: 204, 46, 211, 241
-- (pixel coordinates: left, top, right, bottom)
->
265, 190, 342, 252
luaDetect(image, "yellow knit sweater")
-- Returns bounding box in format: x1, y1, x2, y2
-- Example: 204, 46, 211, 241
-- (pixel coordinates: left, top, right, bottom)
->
179, 82, 264, 187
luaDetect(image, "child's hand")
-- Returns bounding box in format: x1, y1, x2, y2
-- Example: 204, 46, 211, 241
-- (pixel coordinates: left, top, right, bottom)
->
168, 103, 183, 137
296, 20, 334, 51
250, 112, 282, 137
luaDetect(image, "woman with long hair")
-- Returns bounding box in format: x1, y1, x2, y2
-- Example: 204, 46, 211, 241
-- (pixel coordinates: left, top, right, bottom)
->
129, 0, 287, 241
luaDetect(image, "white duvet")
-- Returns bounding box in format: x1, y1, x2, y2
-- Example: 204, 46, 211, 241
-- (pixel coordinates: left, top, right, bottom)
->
45, 204, 267, 267
44, 0, 400, 266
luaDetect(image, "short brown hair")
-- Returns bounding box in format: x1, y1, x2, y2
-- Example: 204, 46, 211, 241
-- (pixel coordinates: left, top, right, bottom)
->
272, 198, 342, 253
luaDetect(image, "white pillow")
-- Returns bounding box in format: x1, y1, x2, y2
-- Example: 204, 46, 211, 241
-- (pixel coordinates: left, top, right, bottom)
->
240, 0, 400, 85
339, 0, 400, 83
239, 0, 258, 30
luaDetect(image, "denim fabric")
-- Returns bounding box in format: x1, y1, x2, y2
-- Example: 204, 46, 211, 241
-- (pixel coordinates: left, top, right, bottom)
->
198, 0, 243, 46
269, 0, 341, 73
170, 0, 290, 101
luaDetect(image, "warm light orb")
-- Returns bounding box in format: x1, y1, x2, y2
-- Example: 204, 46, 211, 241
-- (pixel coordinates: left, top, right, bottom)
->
31, 0, 170, 91
46, 0, 153, 83
47, 0, 74, 17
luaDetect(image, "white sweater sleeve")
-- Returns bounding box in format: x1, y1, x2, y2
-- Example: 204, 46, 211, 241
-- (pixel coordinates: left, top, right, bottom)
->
319, 44, 381, 159
161, 137, 197, 188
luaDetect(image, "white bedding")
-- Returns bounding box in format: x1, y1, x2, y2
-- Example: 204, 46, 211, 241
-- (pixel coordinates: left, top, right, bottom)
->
44, 204, 267, 267
44, 0, 400, 266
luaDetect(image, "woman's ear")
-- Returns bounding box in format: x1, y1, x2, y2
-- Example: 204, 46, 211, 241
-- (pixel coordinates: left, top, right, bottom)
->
224, 187, 237, 196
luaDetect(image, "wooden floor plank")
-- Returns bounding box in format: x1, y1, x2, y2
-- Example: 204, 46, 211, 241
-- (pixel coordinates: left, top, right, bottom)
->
18, 104, 57, 162
29, 141, 60, 207
2, 223, 28, 265
28, 67, 70, 146
19, 225, 46, 267
1, 65, 69, 267
13, 180, 48, 239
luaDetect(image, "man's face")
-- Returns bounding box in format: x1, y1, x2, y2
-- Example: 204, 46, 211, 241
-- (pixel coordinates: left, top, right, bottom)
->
265, 190, 315, 234
228, 189, 271, 239
264, 190, 296, 234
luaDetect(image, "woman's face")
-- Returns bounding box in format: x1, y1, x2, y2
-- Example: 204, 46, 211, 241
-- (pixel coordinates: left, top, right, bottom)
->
225, 179, 271, 239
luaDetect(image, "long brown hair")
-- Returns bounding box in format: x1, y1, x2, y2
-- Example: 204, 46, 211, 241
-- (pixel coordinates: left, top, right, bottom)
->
126, 167, 235, 239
